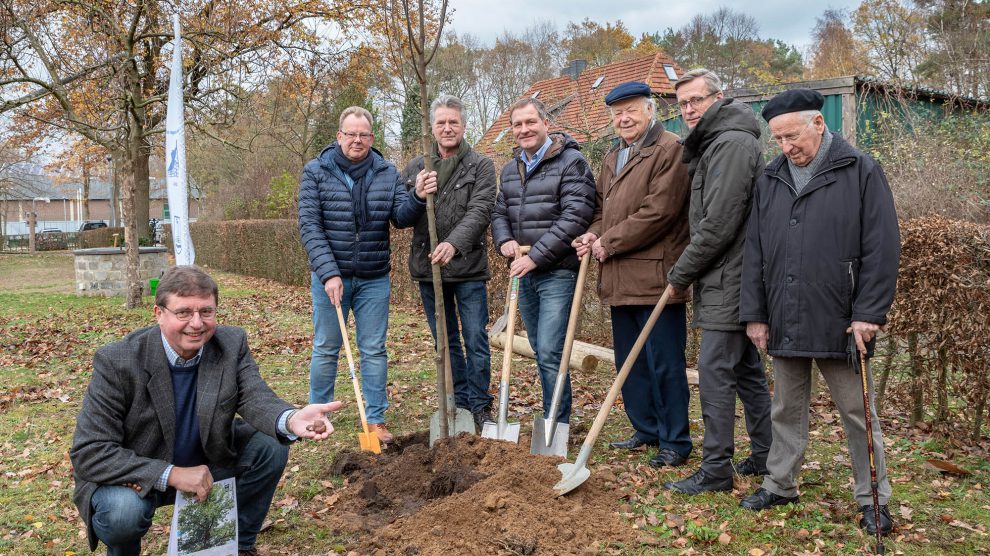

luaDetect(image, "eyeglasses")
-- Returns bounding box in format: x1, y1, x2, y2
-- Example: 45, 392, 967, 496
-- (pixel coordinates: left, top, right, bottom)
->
339, 131, 373, 141
160, 305, 218, 321
676, 92, 718, 109
771, 120, 814, 146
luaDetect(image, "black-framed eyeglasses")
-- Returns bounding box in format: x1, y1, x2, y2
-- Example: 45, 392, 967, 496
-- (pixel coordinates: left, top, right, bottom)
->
339, 131, 373, 141
676, 91, 718, 109
160, 305, 218, 321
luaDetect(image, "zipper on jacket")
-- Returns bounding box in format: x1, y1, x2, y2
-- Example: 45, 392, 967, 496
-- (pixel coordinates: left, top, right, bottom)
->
847, 260, 856, 299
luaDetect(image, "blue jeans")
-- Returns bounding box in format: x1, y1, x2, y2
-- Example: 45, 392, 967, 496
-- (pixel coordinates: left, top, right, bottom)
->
517, 269, 576, 423
309, 273, 390, 423
90, 431, 289, 555
418, 281, 494, 413
611, 303, 691, 457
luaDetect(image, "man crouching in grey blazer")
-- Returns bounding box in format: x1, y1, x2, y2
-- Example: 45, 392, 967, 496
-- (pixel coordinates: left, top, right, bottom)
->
71, 265, 341, 556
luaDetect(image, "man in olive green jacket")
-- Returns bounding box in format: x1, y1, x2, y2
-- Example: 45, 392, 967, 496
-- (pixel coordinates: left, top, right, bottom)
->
400, 94, 498, 428
664, 69, 772, 494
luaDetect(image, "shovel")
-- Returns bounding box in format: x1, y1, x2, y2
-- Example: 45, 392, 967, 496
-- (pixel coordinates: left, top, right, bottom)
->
482, 246, 529, 442
555, 287, 672, 495
490, 281, 513, 336
531, 252, 590, 457
335, 303, 381, 454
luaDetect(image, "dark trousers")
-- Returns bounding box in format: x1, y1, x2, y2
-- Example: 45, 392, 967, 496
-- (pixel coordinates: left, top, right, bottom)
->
611, 303, 691, 457
418, 280, 494, 413
90, 431, 288, 555
697, 329, 772, 478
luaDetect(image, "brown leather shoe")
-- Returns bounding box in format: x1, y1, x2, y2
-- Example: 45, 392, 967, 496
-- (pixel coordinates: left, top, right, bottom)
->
367, 423, 394, 443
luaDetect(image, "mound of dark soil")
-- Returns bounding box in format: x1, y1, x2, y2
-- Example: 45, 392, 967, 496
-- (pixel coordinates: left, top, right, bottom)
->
321, 431, 640, 555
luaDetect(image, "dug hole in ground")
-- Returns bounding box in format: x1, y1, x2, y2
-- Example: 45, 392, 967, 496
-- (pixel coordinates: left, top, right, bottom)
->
322, 431, 639, 556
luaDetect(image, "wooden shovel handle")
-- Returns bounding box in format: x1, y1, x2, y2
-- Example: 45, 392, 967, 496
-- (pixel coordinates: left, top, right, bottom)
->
582, 288, 671, 450
499, 246, 530, 383
336, 304, 370, 433
558, 253, 590, 376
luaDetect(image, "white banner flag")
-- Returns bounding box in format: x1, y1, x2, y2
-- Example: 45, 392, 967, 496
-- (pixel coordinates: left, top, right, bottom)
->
165, 14, 195, 266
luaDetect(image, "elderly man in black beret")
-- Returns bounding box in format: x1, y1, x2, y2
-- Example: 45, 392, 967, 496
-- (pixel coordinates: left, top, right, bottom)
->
739, 88, 900, 536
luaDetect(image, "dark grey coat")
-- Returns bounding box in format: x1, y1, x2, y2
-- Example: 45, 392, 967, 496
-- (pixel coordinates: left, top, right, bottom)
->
740, 133, 900, 358
400, 147, 497, 282
491, 132, 596, 271
668, 98, 764, 331
70, 326, 293, 550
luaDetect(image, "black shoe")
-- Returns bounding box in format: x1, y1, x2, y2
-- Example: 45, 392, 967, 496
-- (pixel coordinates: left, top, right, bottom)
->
472, 403, 494, 431
664, 468, 732, 494
740, 487, 799, 510
859, 504, 894, 536
734, 456, 768, 476
609, 435, 656, 450
649, 448, 689, 468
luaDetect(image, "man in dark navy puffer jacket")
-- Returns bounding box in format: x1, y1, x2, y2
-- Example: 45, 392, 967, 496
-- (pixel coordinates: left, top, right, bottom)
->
298, 106, 432, 444
491, 97, 596, 426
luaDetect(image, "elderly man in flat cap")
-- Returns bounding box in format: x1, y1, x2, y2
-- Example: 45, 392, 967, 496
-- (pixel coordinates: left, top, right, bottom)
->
574, 81, 693, 468
739, 88, 900, 536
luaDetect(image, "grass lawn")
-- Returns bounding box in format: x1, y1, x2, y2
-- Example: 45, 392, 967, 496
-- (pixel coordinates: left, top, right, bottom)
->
0, 252, 987, 555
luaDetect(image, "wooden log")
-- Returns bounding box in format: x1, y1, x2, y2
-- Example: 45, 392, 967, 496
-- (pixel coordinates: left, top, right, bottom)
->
490, 331, 698, 385
490, 331, 598, 372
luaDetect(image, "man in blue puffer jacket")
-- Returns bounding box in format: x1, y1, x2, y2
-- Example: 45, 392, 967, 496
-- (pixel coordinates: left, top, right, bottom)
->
298, 106, 433, 444
491, 97, 596, 426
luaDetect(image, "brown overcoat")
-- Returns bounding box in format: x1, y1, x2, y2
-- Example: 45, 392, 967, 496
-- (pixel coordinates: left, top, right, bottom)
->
588, 122, 691, 306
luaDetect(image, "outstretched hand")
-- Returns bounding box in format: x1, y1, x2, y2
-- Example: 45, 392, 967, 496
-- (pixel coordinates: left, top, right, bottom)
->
289, 401, 343, 440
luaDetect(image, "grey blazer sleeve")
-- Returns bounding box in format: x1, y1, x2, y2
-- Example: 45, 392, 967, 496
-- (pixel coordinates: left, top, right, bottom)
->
70, 349, 170, 496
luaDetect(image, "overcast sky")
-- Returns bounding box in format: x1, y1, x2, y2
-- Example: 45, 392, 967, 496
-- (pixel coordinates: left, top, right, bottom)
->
446, 0, 862, 51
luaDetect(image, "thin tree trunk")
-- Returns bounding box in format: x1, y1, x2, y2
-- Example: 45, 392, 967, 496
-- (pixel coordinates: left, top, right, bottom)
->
876, 334, 896, 408
973, 391, 987, 443
935, 349, 949, 424
82, 164, 91, 221
908, 332, 924, 425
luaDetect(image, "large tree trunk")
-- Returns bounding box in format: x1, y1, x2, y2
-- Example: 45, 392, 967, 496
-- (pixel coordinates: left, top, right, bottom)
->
134, 140, 151, 240
122, 119, 142, 308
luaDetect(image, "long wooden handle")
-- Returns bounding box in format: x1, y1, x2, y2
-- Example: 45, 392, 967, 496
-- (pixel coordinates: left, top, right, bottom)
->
336, 304, 370, 433
558, 253, 590, 374
500, 276, 521, 383
499, 245, 531, 383
582, 289, 671, 450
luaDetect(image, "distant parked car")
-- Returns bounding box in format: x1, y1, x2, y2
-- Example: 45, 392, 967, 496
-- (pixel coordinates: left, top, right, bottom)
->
37, 228, 68, 250
79, 221, 108, 232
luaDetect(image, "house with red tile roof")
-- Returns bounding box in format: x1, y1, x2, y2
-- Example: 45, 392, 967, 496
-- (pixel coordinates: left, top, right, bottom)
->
475, 51, 685, 160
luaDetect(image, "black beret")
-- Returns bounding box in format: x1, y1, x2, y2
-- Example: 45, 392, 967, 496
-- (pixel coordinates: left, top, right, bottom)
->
604, 81, 652, 105
761, 88, 825, 122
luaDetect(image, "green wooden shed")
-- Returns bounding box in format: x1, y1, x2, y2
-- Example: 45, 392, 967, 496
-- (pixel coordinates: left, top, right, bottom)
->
661, 76, 989, 147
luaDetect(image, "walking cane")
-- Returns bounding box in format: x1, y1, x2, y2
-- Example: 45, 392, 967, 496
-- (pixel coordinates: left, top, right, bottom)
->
850, 334, 885, 555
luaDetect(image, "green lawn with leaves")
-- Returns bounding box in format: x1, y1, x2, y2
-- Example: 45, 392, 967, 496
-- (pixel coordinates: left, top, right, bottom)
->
1, 252, 987, 555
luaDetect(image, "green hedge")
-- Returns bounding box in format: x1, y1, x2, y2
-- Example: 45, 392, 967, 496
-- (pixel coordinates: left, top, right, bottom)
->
79, 227, 125, 248
187, 220, 311, 286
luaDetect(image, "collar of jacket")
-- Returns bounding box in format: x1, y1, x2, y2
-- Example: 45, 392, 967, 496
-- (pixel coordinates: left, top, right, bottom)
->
765, 132, 858, 195
318, 142, 388, 178
511, 132, 577, 179
680, 98, 760, 163
606, 121, 664, 181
